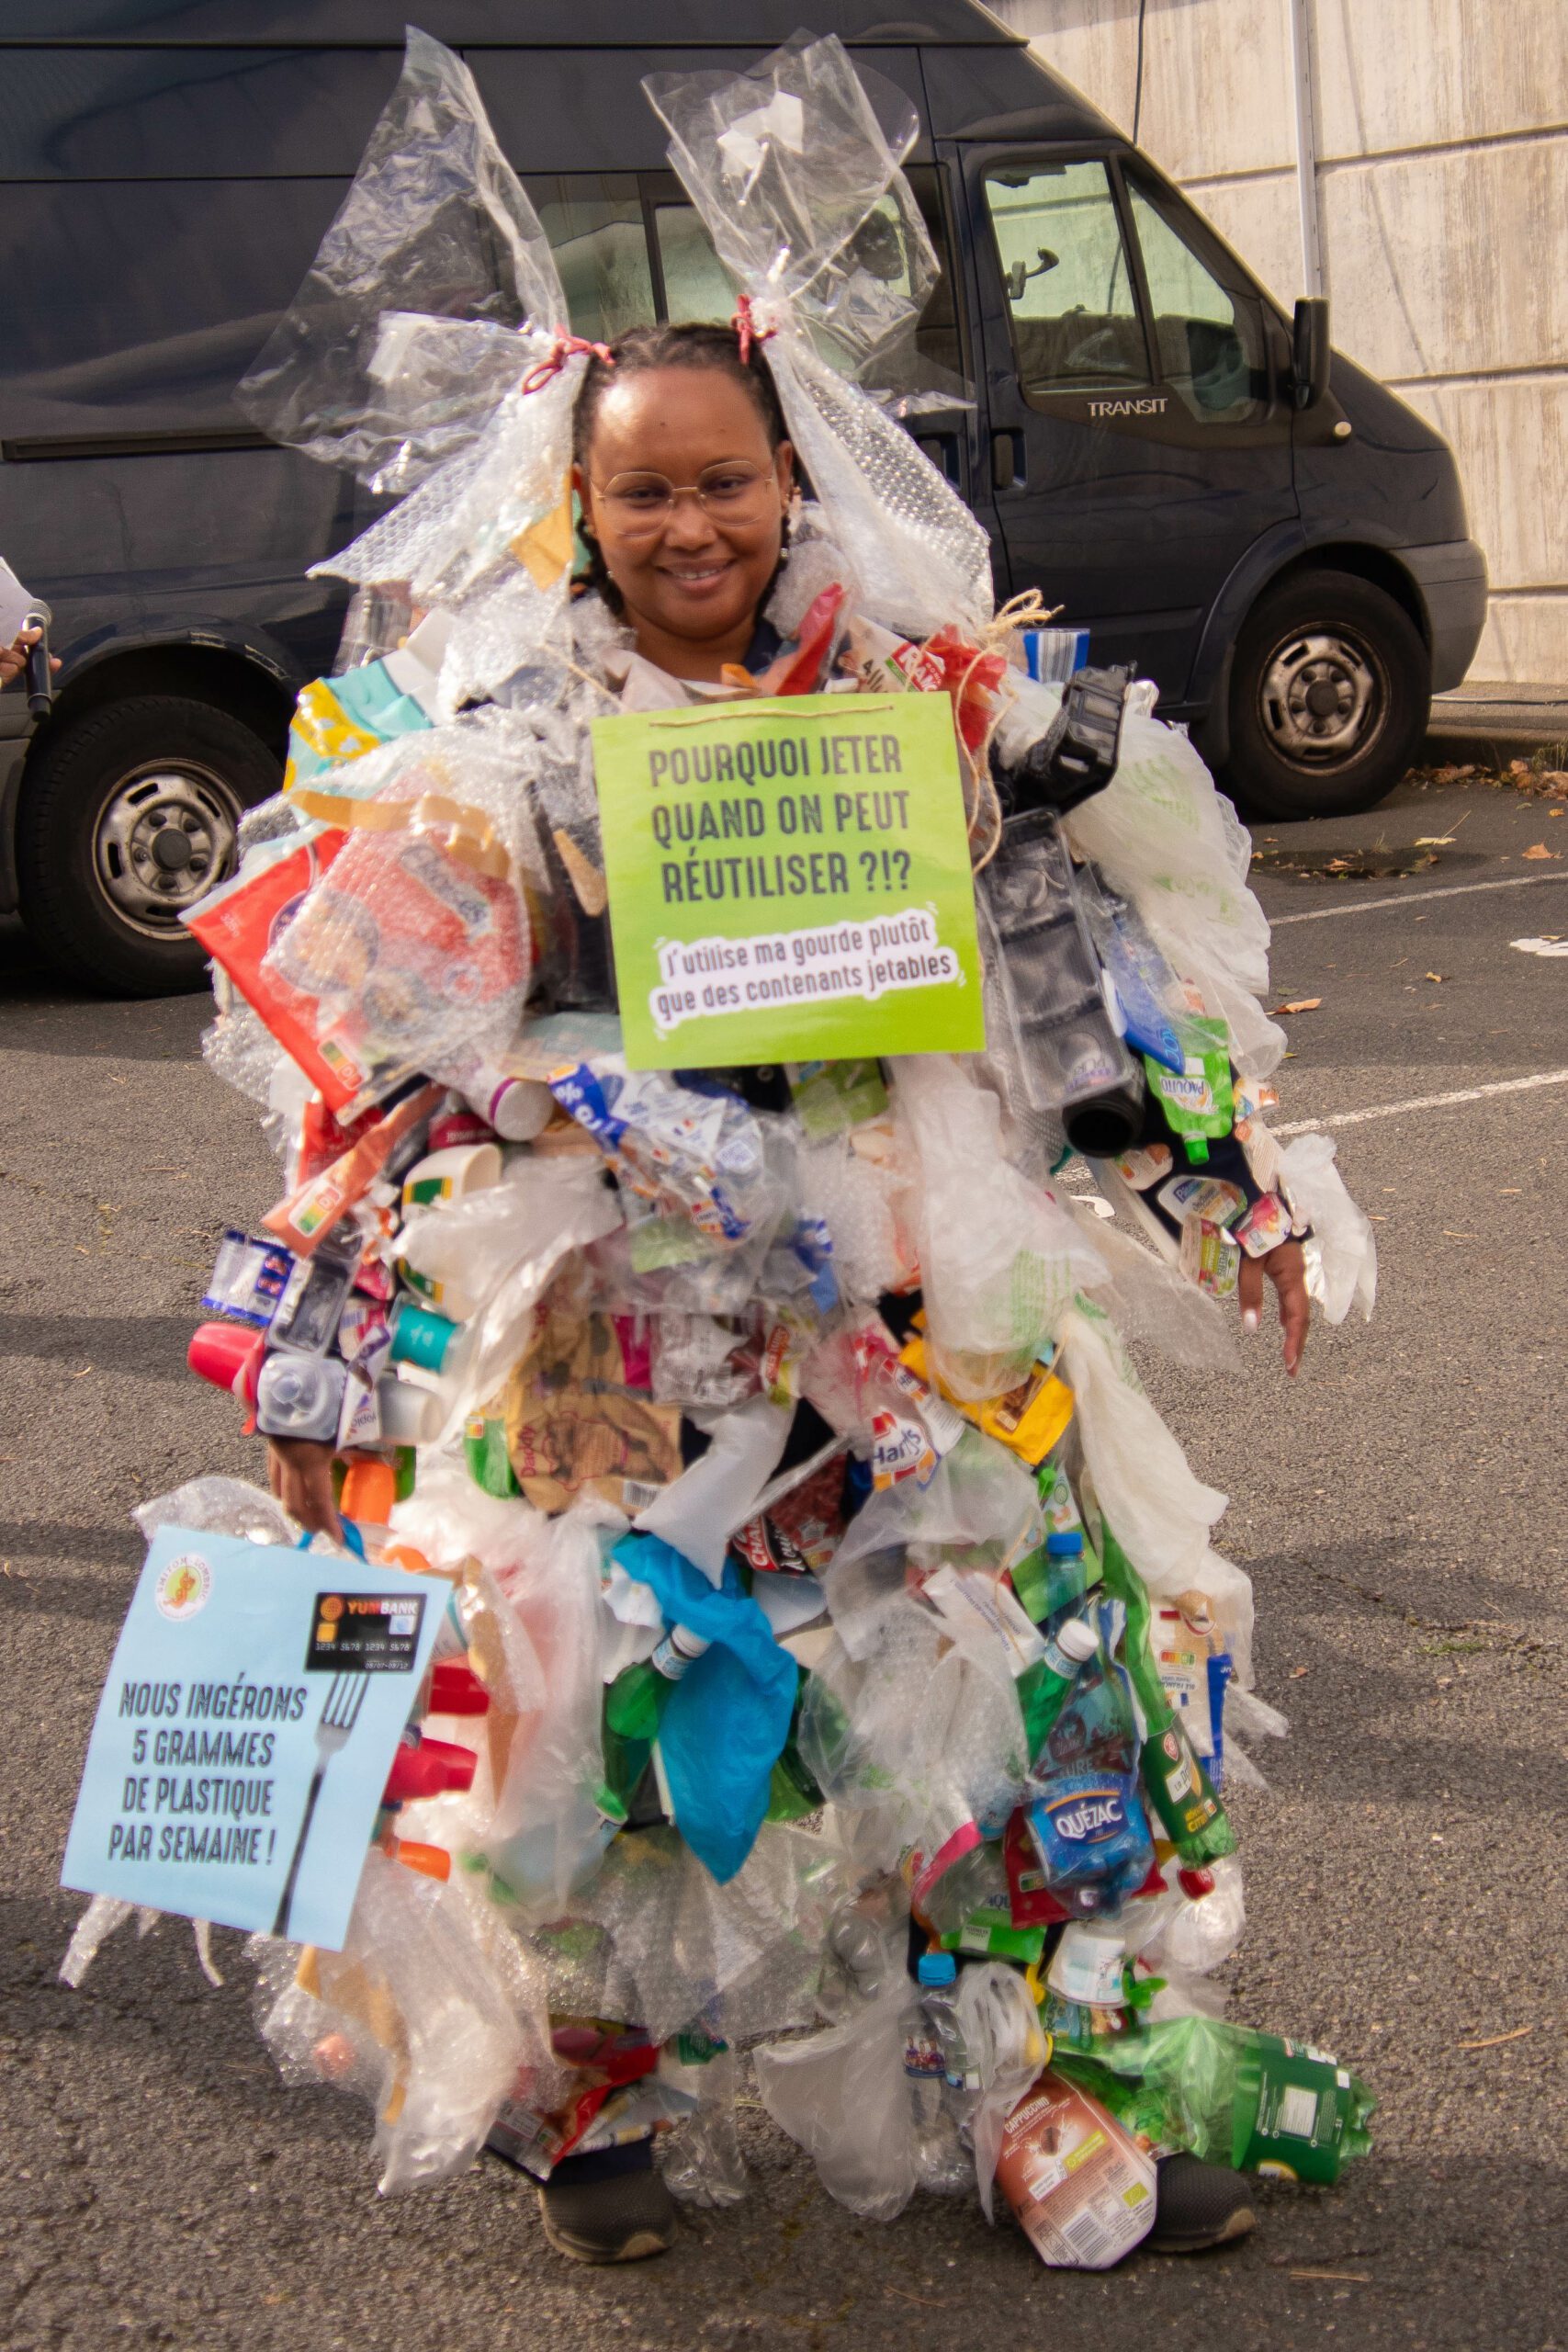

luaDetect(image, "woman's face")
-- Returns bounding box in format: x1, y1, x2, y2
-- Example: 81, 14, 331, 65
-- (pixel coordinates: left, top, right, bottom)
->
576, 367, 794, 662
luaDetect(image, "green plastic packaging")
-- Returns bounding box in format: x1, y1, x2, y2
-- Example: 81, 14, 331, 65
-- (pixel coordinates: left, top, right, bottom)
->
1143, 1016, 1234, 1165
1100, 1527, 1235, 1865
785, 1057, 888, 1141
1057, 2016, 1375, 2186
939, 1902, 1045, 1965
464, 1411, 519, 1497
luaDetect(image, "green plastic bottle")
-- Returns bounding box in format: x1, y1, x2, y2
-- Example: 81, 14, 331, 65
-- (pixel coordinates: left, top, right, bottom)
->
604, 1624, 712, 1745
1016, 1613, 1100, 1764
1100, 1526, 1235, 1865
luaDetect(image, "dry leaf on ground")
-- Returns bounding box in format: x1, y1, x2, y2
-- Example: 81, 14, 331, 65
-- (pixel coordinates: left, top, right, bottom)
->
1425, 971, 1446, 981
1269, 997, 1323, 1014
1522, 842, 1561, 860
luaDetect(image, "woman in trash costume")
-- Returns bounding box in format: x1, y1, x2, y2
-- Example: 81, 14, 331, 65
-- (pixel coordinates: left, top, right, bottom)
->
118, 32, 1380, 2269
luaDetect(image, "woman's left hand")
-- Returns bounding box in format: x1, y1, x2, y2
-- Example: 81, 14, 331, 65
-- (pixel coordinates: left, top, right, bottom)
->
1238, 1238, 1309, 1376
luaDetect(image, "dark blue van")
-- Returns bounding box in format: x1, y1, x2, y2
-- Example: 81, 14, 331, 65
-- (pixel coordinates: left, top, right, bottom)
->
0, 1, 1487, 992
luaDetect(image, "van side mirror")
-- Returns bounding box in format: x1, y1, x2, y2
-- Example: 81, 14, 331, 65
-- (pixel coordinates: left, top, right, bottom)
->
1292, 296, 1332, 412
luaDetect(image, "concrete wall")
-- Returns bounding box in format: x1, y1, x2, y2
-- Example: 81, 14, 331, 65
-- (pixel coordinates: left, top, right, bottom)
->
992, 0, 1568, 684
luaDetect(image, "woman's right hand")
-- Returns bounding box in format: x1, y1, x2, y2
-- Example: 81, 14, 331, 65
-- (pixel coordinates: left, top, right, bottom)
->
266, 1436, 343, 1537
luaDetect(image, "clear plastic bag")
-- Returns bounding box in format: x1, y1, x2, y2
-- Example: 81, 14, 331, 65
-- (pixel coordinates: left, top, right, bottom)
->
238, 29, 561, 496
261, 711, 549, 1091
660, 2045, 750, 2207
955, 1962, 1052, 2219
1278, 1131, 1378, 1323
131, 1475, 295, 1549
752, 1935, 919, 2221
890, 1056, 1104, 1399
1058, 1306, 1228, 1606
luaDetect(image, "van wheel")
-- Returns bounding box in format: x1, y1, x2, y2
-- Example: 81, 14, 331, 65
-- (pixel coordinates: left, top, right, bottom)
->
17, 695, 279, 996
1224, 570, 1429, 820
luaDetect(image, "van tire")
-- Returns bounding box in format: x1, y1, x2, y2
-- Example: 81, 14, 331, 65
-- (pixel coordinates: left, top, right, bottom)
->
17, 695, 279, 997
1223, 570, 1429, 820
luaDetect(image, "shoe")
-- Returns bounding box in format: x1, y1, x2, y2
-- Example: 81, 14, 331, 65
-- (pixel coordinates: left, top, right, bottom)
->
536, 2164, 679, 2264
1144, 2154, 1257, 2254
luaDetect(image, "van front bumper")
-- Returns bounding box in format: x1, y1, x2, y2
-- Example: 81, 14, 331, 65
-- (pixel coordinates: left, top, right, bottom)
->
1403, 539, 1489, 691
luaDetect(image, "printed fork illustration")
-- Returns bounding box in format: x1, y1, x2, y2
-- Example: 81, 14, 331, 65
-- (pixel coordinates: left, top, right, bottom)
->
273, 1674, 368, 1939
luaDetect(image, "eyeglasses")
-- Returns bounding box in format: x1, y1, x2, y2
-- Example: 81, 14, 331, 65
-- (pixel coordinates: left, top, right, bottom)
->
591, 461, 779, 538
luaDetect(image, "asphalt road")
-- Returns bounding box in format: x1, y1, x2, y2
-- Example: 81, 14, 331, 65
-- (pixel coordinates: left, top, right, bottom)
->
3, 772, 1565, 2352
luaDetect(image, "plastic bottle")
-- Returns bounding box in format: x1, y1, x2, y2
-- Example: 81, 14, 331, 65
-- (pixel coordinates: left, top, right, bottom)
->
906, 1951, 974, 2193
1016, 1615, 1100, 1767
463, 1067, 557, 1143
604, 1624, 713, 1745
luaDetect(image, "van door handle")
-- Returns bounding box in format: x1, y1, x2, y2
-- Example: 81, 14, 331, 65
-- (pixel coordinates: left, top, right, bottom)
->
915, 430, 962, 487
991, 430, 1021, 490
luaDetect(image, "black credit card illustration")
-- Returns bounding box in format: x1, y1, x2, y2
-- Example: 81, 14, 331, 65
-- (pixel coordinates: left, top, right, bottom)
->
306, 1591, 427, 1673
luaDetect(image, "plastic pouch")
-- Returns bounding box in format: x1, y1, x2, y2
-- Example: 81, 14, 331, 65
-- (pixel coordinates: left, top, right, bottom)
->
1145, 1018, 1235, 1166
982, 814, 1145, 1159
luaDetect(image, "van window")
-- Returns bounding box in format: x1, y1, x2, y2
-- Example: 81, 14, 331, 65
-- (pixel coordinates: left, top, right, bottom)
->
524, 176, 655, 345
653, 202, 738, 330
983, 163, 1149, 401
1125, 173, 1270, 425
652, 165, 969, 406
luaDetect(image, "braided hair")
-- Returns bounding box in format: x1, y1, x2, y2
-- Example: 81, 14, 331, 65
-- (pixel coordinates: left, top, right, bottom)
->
572, 322, 791, 616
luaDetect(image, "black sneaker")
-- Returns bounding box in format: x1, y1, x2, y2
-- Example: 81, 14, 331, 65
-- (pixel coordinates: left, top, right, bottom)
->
536, 2157, 679, 2265
1145, 2154, 1257, 2254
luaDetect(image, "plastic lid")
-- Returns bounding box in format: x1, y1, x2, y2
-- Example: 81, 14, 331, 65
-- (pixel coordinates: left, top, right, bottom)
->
1055, 1618, 1100, 1664
917, 1951, 957, 1986
1045, 1531, 1084, 1556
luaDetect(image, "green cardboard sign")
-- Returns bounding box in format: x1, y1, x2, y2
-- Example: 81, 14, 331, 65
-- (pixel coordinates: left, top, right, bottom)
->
591, 691, 986, 1070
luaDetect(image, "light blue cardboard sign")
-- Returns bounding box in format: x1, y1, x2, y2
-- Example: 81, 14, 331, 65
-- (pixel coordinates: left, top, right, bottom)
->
62, 1526, 448, 1951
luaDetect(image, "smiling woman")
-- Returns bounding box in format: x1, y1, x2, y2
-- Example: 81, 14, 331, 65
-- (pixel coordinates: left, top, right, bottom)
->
572, 322, 795, 682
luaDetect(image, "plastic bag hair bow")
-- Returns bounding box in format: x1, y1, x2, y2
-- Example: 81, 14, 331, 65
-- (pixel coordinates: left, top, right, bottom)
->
644, 35, 993, 642
522, 334, 615, 395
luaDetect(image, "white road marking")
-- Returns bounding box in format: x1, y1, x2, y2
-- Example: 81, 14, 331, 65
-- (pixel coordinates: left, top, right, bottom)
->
1269, 872, 1568, 925
1273, 1069, 1568, 1136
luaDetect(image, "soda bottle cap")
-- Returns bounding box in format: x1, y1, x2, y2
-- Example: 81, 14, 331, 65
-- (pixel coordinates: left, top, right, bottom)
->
918, 1951, 957, 1986
1045, 1531, 1084, 1556
341, 1459, 396, 1529
1055, 1618, 1100, 1664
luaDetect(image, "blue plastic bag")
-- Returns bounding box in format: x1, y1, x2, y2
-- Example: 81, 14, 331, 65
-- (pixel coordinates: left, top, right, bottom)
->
611, 1532, 798, 1883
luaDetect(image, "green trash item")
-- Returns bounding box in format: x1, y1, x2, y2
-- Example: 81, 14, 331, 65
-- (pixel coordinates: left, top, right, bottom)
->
1100, 1525, 1235, 1866
1057, 2015, 1375, 2185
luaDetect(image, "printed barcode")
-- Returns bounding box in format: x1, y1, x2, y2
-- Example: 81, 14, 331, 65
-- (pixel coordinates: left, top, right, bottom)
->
1278, 2084, 1320, 2140
1060, 2209, 1114, 2264
622, 1480, 662, 1512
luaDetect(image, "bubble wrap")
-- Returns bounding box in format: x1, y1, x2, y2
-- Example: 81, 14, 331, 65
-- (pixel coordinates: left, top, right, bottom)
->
200, 1002, 290, 1112
564, 1823, 848, 2046
248, 1851, 525, 2195
797, 1137, 902, 1305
